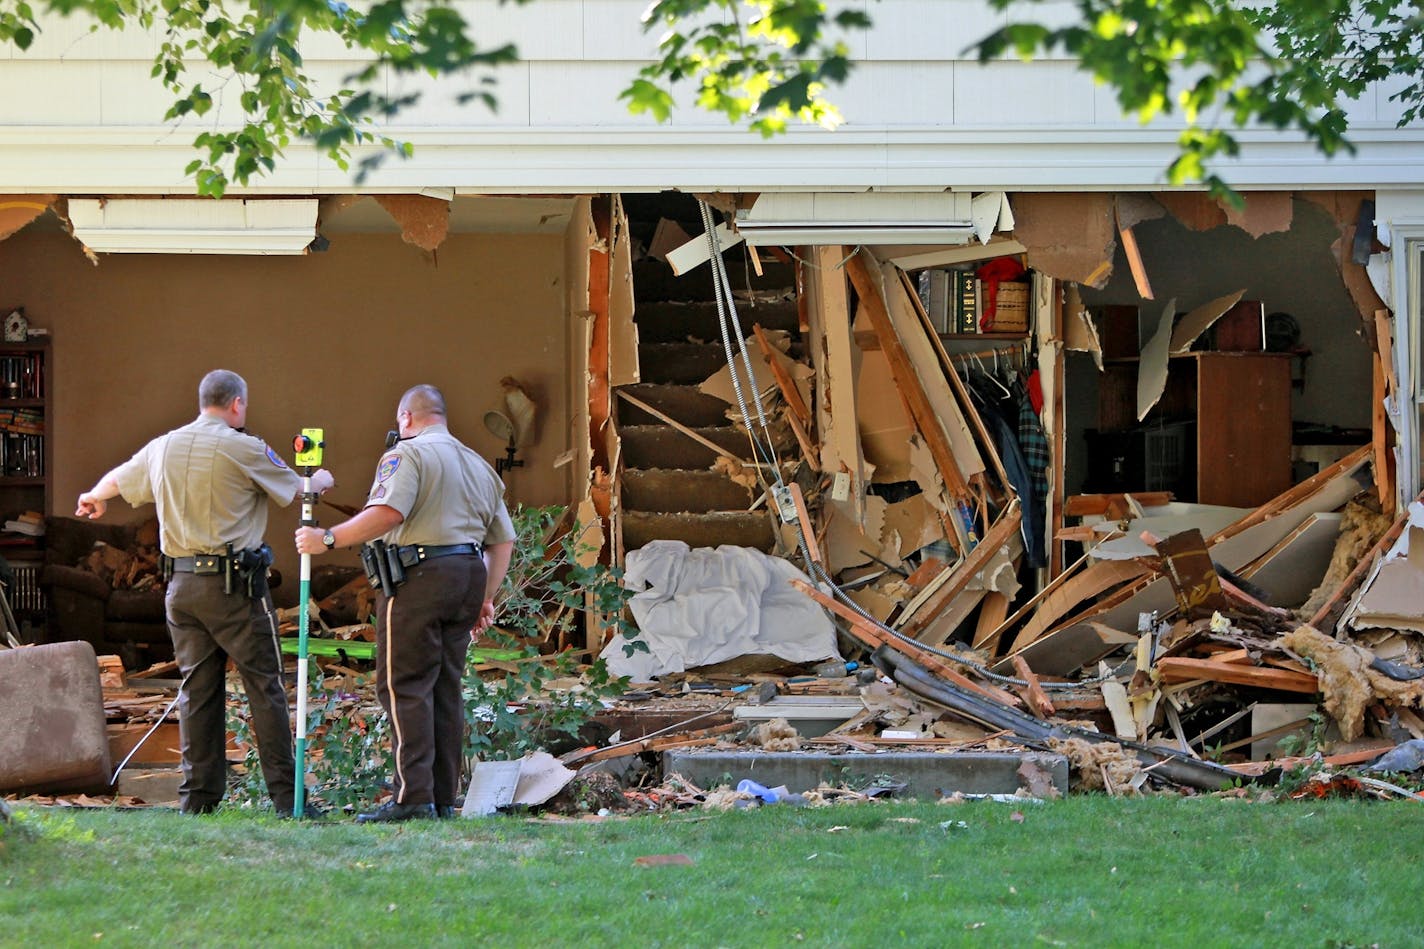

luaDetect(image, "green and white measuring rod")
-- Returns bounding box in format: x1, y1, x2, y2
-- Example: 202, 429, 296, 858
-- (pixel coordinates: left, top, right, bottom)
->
291, 427, 324, 820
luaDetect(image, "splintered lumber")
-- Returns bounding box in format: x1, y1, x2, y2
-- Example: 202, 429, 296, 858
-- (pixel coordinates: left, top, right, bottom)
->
896, 504, 1023, 639
567, 722, 743, 764
843, 250, 973, 506
752, 323, 811, 425
1063, 493, 1175, 518
896, 268, 1013, 493
1006, 557, 1150, 655
1154, 656, 1319, 693
790, 578, 1022, 708
787, 482, 823, 565
1011, 656, 1055, 718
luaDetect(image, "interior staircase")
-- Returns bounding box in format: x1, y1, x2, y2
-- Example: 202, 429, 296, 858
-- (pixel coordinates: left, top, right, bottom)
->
615, 195, 801, 555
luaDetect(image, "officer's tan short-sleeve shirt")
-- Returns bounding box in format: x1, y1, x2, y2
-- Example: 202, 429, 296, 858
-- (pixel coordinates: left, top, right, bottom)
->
112, 413, 301, 556
363, 423, 515, 548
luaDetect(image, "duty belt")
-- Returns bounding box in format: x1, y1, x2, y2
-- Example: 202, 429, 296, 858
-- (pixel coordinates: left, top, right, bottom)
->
396, 542, 481, 563
166, 554, 227, 574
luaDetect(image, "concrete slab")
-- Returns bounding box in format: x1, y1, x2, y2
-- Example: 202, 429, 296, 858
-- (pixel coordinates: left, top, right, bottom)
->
664, 749, 1069, 799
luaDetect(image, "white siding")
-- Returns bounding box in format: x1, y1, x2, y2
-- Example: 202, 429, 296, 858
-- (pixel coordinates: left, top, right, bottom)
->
0, 2, 1420, 193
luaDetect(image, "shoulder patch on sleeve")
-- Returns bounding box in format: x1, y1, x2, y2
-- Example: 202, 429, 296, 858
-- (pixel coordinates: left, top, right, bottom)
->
265, 445, 289, 469
369, 485, 387, 501
377, 454, 402, 483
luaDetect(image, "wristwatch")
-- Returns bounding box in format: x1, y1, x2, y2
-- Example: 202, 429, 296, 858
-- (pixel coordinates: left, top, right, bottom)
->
322, 529, 336, 549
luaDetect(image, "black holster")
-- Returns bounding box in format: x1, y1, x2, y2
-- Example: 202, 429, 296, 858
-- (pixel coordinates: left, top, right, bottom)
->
360, 540, 405, 598
235, 543, 275, 600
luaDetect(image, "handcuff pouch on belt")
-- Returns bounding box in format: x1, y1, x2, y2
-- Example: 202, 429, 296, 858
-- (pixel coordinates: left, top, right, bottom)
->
360, 540, 405, 597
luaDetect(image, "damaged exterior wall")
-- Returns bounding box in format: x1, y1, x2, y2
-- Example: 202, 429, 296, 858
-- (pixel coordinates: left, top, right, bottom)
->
0, 229, 570, 597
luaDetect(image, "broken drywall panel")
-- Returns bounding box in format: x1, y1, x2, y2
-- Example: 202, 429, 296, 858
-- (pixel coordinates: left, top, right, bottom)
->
826, 494, 889, 573
565, 197, 596, 498
666, 222, 743, 276
908, 435, 952, 517
857, 348, 913, 484
1303, 191, 1388, 329
1225, 192, 1294, 238
609, 196, 640, 387
844, 251, 975, 522
1153, 192, 1228, 231
872, 237, 1028, 271
0, 195, 56, 242
698, 330, 810, 409
1087, 504, 1249, 561
646, 217, 693, 263
1238, 512, 1342, 609
1063, 284, 1104, 370
971, 191, 1013, 244
373, 194, 450, 252
573, 496, 605, 569
1168, 290, 1247, 353
1012, 193, 1116, 288
1135, 298, 1177, 421
847, 585, 901, 624
882, 493, 946, 561
1115, 194, 1166, 300
916, 588, 989, 647
875, 258, 986, 480
1346, 501, 1424, 633
807, 246, 870, 526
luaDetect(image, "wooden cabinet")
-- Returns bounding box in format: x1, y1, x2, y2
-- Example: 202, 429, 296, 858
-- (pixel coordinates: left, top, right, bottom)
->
1096, 352, 1292, 507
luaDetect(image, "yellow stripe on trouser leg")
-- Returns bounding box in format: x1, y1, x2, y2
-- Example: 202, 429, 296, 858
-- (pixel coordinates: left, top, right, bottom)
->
383, 595, 408, 802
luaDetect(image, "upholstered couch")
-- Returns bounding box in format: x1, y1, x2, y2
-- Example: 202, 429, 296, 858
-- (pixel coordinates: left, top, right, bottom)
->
39, 516, 170, 669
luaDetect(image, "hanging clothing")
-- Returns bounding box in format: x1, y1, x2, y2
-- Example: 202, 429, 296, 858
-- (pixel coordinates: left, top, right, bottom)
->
966, 372, 1046, 569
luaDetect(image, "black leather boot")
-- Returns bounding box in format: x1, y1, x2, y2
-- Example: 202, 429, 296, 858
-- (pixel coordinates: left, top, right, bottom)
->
356, 801, 437, 824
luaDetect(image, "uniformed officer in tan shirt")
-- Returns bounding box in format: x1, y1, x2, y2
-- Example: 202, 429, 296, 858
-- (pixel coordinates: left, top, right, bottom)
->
296, 383, 514, 822
78, 369, 333, 817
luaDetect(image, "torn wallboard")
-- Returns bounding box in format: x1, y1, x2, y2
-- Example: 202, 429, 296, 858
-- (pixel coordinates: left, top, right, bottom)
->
372, 194, 450, 253
1011, 192, 1116, 288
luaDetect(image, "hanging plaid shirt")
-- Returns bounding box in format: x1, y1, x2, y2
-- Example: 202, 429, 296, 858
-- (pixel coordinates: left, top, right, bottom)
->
1015, 378, 1051, 503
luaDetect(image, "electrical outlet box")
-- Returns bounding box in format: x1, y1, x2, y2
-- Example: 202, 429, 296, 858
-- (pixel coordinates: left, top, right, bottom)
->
773, 485, 798, 523
831, 471, 851, 502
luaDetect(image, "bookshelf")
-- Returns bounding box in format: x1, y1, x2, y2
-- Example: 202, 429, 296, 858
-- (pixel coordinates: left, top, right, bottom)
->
0, 339, 50, 624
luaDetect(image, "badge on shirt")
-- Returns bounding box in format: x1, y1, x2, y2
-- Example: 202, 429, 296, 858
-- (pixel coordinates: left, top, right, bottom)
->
377, 454, 401, 482
265, 446, 289, 469
370, 485, 387, 501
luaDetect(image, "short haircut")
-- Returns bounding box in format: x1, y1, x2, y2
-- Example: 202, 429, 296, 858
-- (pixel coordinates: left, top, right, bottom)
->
399, 384, 447, 419
199, 370, 247, 409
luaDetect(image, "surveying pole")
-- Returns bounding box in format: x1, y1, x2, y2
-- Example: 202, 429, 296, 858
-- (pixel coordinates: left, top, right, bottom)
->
291, 428, 325, 820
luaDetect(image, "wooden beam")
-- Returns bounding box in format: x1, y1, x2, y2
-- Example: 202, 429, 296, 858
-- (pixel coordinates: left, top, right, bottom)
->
788, 482, 822, 566
790, 578, 1023, 708
897, 505, 1023, 639
1011, 655, 1056, 718
844, 250, 972, 503
752, 323, 811, 425
1154, 656, 1319, 693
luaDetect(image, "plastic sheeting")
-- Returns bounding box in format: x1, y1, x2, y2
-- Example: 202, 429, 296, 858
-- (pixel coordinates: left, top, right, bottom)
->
600, 541, 839, 680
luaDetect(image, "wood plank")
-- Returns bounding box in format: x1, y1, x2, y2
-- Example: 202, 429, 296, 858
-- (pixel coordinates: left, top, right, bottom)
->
844, 251, 972, 505
1011, 655, 1056, 718
1373, 334, 1396, 509
790, 578, 1023, 708
897, 505, 1023, 639
1006, 557, 1149, 654
1154, 656, 1319, 693
752, 323, 811, 425
788, 482, 822, 566
807, 245, 869, 527
1063, 492, 1175, 517
971, 591, 1011, 651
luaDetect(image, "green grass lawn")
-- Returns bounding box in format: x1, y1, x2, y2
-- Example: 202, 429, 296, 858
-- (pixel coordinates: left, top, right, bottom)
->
1, 796, 1415, 948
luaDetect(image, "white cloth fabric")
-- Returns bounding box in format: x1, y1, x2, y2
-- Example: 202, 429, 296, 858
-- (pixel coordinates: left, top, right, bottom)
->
600, 541, 839, 680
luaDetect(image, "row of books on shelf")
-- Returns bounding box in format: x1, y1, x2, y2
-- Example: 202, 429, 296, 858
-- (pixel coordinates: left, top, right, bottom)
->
0, 353, 43, 400
0, 432, 43, 477
920, 269, 989, 334
0, 407, 43, 435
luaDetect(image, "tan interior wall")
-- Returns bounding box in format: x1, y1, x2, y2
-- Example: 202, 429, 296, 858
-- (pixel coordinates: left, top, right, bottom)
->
0, 229, 570, 601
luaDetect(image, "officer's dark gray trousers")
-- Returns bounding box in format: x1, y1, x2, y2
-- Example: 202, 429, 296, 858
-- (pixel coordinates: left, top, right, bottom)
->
375, 555, 486, 808
166, 573, 295, 813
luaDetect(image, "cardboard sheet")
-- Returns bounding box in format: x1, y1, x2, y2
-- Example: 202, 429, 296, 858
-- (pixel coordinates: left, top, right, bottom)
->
857, 348, 913, 483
